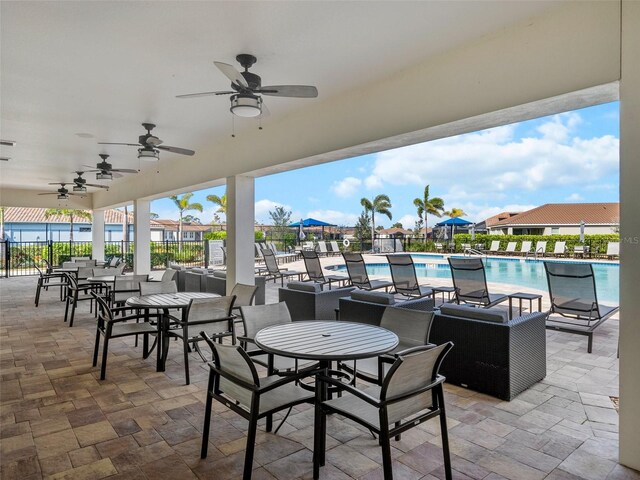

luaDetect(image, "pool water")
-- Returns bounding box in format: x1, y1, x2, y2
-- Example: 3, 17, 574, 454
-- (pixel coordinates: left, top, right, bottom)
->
333, 254, 620, 303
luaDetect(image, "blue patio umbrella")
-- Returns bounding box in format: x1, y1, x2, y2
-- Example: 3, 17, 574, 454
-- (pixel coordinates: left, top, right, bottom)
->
289, 218, 337, 240
435, 217, 473, 239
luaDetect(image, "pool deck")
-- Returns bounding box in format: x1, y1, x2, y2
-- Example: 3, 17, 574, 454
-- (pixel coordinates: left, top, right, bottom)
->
0, 265, 635, 480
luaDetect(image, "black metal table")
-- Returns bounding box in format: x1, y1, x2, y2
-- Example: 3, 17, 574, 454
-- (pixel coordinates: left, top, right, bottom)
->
126, 292, 219, 371
507, 292, 543, 319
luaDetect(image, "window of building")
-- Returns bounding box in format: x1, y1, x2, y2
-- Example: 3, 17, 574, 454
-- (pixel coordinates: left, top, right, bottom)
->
551, 227, 560, 235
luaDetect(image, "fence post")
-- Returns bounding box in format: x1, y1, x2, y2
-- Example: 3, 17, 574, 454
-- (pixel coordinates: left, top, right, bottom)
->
3, 240, 9, 278
204, 240, 209, 268
47, 240, 54, 267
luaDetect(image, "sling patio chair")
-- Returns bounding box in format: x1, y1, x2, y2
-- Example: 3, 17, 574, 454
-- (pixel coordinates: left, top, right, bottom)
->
200, 333, 315, 480
386, 254, 434, 298
342, 252, 393, 292
34, 262, 67, 307
502, 241, 517, 255
301, 250, 349, 289
447, 257, 508, 307
605, 241, 620, 259
534, 240, 548, 257
485, 240, 502, 255
329, 240, 342, 256
544, 261, 619, 353
314, 343, 454, 480
315, 240, 330, 257
261, 248, 305, 286
517, 241, 532, 256
552, 241, 567, 257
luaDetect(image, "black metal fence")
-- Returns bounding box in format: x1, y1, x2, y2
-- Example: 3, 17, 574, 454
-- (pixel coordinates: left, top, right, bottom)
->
0, 240, 207, 277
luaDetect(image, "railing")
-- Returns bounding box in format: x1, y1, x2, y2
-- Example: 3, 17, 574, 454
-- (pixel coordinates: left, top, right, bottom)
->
463, 248, 486, 257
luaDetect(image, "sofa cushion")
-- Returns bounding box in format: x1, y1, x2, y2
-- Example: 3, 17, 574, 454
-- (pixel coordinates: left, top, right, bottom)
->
212, 270, 227, 278
350, 290, 395, 305
440, 304, 508, 323
190, 268, 209, 274
168, 263, 184, 270
288, 281, 322, 293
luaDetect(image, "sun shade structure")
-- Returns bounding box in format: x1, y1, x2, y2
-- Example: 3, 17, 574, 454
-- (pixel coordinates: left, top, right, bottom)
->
289, 218, 336, 227
435, 217, 473, 227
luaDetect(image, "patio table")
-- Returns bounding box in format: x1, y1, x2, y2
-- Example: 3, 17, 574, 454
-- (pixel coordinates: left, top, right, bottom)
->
126, 292, 219, 371
255, 320, 398, 472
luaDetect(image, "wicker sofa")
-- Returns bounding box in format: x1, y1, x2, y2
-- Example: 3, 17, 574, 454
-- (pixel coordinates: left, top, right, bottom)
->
431, 303, 547, 400
279, 282, 355, 320
337, 290, 435, 324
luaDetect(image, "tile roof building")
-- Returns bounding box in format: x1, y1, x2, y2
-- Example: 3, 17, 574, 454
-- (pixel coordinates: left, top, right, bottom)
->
487, 203, 619, 235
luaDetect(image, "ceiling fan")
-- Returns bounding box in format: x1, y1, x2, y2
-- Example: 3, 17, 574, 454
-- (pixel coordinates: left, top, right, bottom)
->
176, 54, 318, 118
98, 123, 195, 160
38, 183, 84, 200
83, 154, 138, 180
69, 171, 110, 192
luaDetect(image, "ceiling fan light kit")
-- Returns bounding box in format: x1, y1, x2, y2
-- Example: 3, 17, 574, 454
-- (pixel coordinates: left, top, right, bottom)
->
72, 184, 87, 192
96, 171, 113, 180
138, 148, 159, 160
230, 94, 262, 117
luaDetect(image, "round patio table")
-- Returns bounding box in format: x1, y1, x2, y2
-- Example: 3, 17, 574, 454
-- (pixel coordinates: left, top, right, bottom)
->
126, 292, 219, 371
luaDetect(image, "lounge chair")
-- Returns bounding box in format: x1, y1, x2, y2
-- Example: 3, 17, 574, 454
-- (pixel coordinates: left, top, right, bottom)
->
386, 254, 434, 298
605, 241, 619, 259
268, 241, 298, 263
303, 241, 314, 251
534, 240, 547, 257
486, 240, 501, 255
447, 257, 508, 307
552, 241, 566, 257
517, 241, 532, 256
329, 240, 341, 256
434, 243, 444, 253
260, 248, 304, 286
573, 245, 590, 258
544, 262, 619, 353
342, 252, 393, 291
301, 250, 349, 289
503, 241, 517, 255
316, 240, 330, 257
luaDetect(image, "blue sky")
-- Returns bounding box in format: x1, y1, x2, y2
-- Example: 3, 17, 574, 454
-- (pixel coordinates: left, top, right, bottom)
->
151, 101, 619, 228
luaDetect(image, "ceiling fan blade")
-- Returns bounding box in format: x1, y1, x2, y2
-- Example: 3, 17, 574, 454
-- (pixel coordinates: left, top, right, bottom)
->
111, 168, 139, 173
156, 145, 195, 156
176, 91, 236, 99
258, 85, 318, 98
97, 142, 140, 147
38, 192, 58, 195
84, 183, 110, 189
112, 172, 124, 178
67, 192, 86, 197
48, 182, 65, 185
82, 165, 100, 170
214, 61, 249, 89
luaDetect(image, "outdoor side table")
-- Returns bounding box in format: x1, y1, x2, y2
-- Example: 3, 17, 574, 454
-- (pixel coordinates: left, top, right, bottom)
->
508, 292, 543, 319
432, 286, 456, 304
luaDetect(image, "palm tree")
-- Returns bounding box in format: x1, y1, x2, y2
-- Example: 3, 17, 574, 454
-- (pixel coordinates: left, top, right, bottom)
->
44, 208, 92, 242
206, 193, 227, 214
360, 194, 392, 250
169, 193, 203, 249
444, 208, 466, 218
413, 185, 444, 240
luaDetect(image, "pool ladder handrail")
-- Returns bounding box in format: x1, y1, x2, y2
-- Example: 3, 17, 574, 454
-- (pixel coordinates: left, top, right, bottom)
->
464, 247, 486, 258
526, 247, 546, 260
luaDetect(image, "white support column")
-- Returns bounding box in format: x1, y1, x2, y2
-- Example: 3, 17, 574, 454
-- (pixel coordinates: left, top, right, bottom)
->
226, 175, 255, 294
619, 0, 640, 469
133, 199, 151, 275
92, 209, 105, 262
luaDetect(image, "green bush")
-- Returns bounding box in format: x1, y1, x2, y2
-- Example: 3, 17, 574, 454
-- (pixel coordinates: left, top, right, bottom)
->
451, 233, 619, 254
204, 231, 227, 241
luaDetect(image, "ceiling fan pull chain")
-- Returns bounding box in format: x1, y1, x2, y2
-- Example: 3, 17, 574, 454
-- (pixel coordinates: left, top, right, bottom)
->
231, 115, 236, 138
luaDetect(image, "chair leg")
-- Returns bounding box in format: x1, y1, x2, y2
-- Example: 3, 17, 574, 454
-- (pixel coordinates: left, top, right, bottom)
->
69, 291, 78, 327
379, 429, 393, 480
93, 330, 101, 367
201, 373, 215, 459
64, 296, 70, 323
183, 327, 191, 385
587, 333, 593, 354
437, 387, 453, 480
35, 280, 42, 307
243, 414, 258, 480
100, 334, 109, 380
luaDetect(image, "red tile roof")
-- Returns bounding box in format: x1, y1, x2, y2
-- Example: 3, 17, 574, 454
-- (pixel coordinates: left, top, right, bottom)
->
2, 207, 163, 226
483, 212, 521, 227
493, 203, 619, 226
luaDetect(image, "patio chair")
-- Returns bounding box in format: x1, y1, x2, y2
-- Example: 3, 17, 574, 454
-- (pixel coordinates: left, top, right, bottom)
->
91, 292, 159, 380
534, 240, 547, 257
167, 295, 236, 384
230, 283, 259, 320
486, 240, 501, 255
544, 262, 619, 353
200, 333, 314, 480
316, 240, 330, 257
71, 256, 91, 262
111, 275, 149, 308
303, 241, 315, 251
329, 240, 341, 256
342, 252, 393, 292
605, 241, 619, 259
139, 280, 178, 296
573, 245, 590, 258
517, 241, 532, 256
301, 250, 349, 289
63, 272, 107, 326
157, 268, 177, 283
435, 242, 444, 253
447, 257, 508, 307
502, 241, 517, 255
552, 241, 566, 257
261, 248, 304, 286
386, 254, 434, 298
342, 307, 435, 385
314, 343, 454, 480
107, 256, 122, 267
34, 263, 67, 307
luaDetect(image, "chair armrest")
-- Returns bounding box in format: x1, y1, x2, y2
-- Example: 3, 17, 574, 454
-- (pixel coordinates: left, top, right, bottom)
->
107, 313, 161, 324
317, 373, 381, 407
258, 367, 320, 394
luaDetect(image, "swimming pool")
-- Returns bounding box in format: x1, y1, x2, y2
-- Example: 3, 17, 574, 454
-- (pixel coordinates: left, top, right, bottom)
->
332, 254, 620, 302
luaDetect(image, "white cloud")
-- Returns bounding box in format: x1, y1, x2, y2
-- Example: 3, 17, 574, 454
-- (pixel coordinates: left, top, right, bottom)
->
369, 113, 618, 201
397, 214, 419, 230
462, 204, 538, 223
364, 175, 384, 189
306, 209, 359, 226
254, 199, 294, 224
566, 193, 584, 202
331, 177, 361, 198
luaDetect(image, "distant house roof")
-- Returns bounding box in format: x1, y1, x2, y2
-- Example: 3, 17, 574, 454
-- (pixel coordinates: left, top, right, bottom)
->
2, 207, 149, 225
493, 203, 619, 227
379, 227, 413, 236
482, 212, 521, 228
153, 219, 213, 232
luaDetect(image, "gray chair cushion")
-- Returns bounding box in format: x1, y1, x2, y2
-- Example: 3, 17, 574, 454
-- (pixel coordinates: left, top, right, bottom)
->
350, 290, 395, 305
440, 304, 508, 323
190, 268, 209, 274
288, 281, 322, 293
213, 270, 227, 278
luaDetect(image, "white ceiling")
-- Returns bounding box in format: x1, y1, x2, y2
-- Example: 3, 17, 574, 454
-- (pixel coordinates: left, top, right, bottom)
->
0, 0, 562, 194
